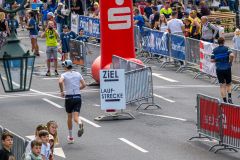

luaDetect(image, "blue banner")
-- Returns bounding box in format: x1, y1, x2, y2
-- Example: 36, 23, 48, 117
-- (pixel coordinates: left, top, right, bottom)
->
142, 28, 169, 56
170, 34, 186, 61
79, 16, 100, 39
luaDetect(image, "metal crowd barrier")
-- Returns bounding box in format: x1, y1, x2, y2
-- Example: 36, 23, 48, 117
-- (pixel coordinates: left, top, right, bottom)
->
190, 94, 240, 153
0, 127, 28, 160
112, 55, 160, 110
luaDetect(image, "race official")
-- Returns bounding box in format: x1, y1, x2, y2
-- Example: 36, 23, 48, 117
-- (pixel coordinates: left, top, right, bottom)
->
211, 37, 234, 103
59, 60, 86, 144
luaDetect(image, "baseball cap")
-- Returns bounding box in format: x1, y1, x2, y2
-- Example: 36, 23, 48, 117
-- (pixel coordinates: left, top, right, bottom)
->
58, 2, 63, 6
62, 60, 73, 68
63, 25, 68, 29
47, 12, 54, 17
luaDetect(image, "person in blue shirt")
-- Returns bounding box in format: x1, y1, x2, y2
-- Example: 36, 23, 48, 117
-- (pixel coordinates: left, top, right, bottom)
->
8, 15, 19, 34
144, 0, 153, 19
26, 11, 39, 56
75, 28, 88, 42
41, 3, 50, 30
133, 8, 145, 34
55, 3, 65, 35
211, 37, 234, 103
68, 30, 77, 40
60, 25, 71, 61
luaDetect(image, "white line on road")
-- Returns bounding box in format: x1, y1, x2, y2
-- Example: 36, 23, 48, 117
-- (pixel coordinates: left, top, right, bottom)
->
153, 94, 175, 103
138, 112, 187, 122
153, 84, 218, 89
152, 73, 179, 82
42, 77, 59, 80
42, 98, 63, 109
118, 138, 149, 153
79, 116, 101, 128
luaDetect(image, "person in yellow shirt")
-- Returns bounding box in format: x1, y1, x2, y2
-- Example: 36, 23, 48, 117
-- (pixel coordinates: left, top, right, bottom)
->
41, 21, 60, 76
160, 1, 172, 19
189, 10, 201, 39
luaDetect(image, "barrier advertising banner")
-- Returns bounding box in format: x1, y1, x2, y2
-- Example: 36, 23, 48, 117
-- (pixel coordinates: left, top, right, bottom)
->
100, 69, 126, 110
141, 28, 169, 56
79, 16, 100, 38
221, 103, 240, 139
71, 13, 80, 34
100, 0, 135, 68
170, 34, 186, 60
200, 41, 217, 77
199, 96, 220, 138
69, 40, 84, 65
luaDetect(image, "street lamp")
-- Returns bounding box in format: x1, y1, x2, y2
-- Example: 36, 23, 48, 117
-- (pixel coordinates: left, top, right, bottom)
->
0, 0, 35, 92
0, 51, 35, 92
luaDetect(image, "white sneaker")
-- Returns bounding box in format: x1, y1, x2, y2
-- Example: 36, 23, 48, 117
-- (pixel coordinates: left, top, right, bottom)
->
67, 136, 74, 144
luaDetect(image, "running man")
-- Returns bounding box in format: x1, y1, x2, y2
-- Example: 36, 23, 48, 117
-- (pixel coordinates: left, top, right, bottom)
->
211, 37, 234, 103
59, 60, 86, 143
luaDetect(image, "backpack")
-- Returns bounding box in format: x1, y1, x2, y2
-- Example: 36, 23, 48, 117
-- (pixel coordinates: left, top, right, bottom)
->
207, 23, 219, 39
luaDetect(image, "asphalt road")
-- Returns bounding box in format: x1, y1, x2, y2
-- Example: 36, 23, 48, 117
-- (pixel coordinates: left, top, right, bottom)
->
0, 30, 240, 160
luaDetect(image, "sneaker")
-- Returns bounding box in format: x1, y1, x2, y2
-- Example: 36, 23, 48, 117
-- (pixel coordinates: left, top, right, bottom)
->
78, 123, 84, 137
67, 136, 74, 144
228, 98, 233, 104
46, 71, 51, 76
54, 70, 59, 76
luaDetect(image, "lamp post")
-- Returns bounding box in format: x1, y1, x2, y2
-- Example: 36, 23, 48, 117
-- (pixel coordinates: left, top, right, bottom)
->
0, 0, 36, 92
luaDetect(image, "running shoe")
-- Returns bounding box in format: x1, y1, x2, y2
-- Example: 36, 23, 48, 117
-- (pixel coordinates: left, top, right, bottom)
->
228, 98, 233, 104
46, 71, 51, 76
78, 123, 84, 137
54, 70, 59, 76
67, 136, 74, 144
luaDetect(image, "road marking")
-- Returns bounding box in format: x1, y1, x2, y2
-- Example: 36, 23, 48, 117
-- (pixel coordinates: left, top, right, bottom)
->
79, 116, 101, 128
39, 50, 45, 54
153, 94, 175, 103
138, 112, 187, 122
26, 135, 66, 158
153, 85, 218, 89
42, 77, 59, 80
30, 89, 64, 99
42, 98, 63, 109
118, 138, 148, 153
152, 73, 178, 82
54, 148, 66, 158
94, 104, 100, 107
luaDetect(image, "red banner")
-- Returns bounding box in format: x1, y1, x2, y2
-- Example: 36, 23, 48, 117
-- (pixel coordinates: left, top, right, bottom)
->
199, 97, 220, 133
100, 0, 135, 68
221, 103, 240, 139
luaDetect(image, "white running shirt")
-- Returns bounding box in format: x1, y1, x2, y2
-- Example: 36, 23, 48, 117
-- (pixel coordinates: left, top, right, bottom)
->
61, 71, 83, 95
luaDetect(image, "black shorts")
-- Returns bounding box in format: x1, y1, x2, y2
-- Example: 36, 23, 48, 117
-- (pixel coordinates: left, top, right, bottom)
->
65, 94, 82, 113
216, 69, 232, 84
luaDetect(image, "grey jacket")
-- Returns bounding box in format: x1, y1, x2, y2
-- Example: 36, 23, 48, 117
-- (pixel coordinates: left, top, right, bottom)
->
201, 22, 219, 40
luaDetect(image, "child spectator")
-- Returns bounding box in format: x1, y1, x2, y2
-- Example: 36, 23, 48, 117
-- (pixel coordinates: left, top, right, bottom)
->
159, 14, 167, 32
55, 2, 65, 35
39, 130, 51, 160
216, 19, 224, 38
48, 135, 54, 160
60, 25, 71, 61
75, 28, 88, 42
41, 3, 49, 31
0, 132, 14, 160
47, 120, 59, 145
232, 28, 240, 61
8, 15, 19, 34
24, 140, 42, 160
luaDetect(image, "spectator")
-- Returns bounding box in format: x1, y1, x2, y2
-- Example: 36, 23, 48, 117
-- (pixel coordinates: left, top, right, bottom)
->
185, 1, 193, 14
47, 12, 56, 29
0, 12, 10, 36
59, 60, 86, 144
0, 132, 14, 160
199, 1, 210, 16
144, 0, 153, 19
75, 28, 88, 42
229, 0, 236, 12
24, 140, 42, 160
211, 37, 234, 103
189, 10, 201, 39
160, 1, 172, 19
17, 3, 26, 30
71, 0, 84, 15
41, 21, 60, 76
8, 14, 19, 34
92, 2, 100, 18
201, 16, 218, 43
151, 6, 160, 30
48, 135, 54, 160
215, 19, 224, 38
167, 11, 184, 35
39, 130, 51, 160
159, 14, 168, 32
26, 11, 39, 56
156, 0, 163, 12
183, 18, 191, 37
232, 28, 240, 61
41, 3, 50, 30
133, 8, 145, 33
55, 3, 65, 35
46, 120, 59, 145
60, 25, 70, 61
